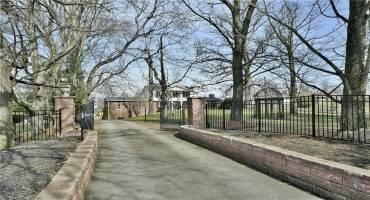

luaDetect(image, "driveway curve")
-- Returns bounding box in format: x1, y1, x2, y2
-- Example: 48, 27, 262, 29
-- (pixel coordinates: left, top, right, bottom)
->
86, 120, 319, 200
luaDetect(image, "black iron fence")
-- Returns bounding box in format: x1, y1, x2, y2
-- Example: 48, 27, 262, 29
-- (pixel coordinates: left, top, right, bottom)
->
206, 95, 370, 143
160, 102, 187, 129
80, 100, 95, 140
0, 110, 62, 144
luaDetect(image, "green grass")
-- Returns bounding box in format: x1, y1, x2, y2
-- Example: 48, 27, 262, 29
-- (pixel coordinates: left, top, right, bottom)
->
207, 109, 342, 121
127, 113, 160, 122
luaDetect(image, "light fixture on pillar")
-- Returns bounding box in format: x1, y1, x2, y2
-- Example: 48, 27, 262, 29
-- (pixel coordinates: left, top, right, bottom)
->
60, 77, 71, 97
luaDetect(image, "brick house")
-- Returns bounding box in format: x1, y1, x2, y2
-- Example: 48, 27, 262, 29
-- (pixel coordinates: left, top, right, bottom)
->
140, 85, 201, 108
103, 85, 201, 120
103, 97, 148, 120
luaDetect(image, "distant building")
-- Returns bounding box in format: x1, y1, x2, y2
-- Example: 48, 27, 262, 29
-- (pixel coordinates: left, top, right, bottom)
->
205, 94, 221, 103
103, 85, 201, 120
103, 97, 148, 120
140, 85, 201, 107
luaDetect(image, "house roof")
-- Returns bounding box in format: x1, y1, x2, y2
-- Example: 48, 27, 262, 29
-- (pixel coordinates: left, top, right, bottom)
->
142, 84, 200, 93
205, 97, 221, 102
105, 97, 137, 102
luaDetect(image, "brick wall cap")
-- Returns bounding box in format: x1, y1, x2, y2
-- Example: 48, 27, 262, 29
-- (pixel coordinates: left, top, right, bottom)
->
180, 126, 370, 178
35, 131, 98, 200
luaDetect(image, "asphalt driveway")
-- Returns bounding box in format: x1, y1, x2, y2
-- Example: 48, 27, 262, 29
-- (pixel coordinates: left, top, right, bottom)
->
86, 120, 319, 200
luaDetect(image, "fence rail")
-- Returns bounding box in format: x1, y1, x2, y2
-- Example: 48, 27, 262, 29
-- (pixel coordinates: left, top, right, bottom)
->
206, 95, 370, 143
0, 110, 62, 144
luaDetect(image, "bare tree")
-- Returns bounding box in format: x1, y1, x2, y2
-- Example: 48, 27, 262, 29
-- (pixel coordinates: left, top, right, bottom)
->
65, 0, 162, 111
0, 0, 86, 147
0, 0, 165, 148
183, 0, 259, 120
265, 1, 318, 114
257, 0, 370, 130
142, 14, 197, 121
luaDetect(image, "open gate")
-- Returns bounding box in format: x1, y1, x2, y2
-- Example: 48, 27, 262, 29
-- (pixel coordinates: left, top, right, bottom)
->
160, 102, 187, 129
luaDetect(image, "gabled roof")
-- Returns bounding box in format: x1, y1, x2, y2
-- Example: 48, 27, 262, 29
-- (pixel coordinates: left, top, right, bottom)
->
105, 97, 137, 102
142, 84, 199, 92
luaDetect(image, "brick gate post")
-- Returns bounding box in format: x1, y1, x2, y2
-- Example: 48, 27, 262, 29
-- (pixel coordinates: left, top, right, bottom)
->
54, 96, 76, 134
188, 97, 206, 129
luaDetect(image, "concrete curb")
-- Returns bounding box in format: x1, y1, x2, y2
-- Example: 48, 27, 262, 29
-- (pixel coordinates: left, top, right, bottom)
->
35, 130, 99, 200
177, 126, 370, 200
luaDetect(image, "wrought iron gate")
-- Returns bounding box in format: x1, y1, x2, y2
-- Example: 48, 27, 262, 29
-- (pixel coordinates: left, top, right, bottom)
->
80, 99, 95, 139
160, 102, 187, 129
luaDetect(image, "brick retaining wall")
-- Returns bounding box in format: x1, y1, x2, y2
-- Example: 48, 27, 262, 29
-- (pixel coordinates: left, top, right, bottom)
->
177, 126, 370, 200
35, 130, 99, 200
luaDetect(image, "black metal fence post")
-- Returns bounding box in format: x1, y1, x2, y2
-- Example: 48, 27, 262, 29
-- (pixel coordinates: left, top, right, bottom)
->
145, 107, 147, 123
182, 104, 187, 125
59, 109, 62, 136
312, 94, 316, 137
205, 103, 209, 128
180, 104, 183, 125
80, 106, 84, 140
92, 101, 95, 130
257, 99, 261, 132
222, 105, 226, 130
182, 104, 186, 125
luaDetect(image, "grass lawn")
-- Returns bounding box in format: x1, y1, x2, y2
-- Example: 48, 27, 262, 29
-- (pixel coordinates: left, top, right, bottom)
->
127, 113, 160, 122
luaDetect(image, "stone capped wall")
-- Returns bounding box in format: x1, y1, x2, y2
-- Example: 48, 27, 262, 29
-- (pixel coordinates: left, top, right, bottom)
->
177, 126, 370, 200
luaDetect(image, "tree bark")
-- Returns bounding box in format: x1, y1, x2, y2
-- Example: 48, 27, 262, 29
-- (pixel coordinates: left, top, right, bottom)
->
288, 48, 297, 114
0, 32, 14, 148
231, 36, 244, 120
243, 69, 252, 100
341, 0, 368, 131
148, 56, 155, 114
159, 36, 168, 127
230, 0, 257, 120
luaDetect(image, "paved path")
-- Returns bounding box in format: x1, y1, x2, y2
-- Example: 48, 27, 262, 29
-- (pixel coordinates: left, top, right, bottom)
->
86, 121, 320, 200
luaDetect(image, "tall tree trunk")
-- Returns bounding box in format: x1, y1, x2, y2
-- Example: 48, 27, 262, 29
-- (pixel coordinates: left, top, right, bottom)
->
231, 37, 244, 120
229, 0, 257, 121
243, 67, 252, 100
230, 0, 244, 121
341, 0, 368, 131
288, 49, 297, 114
66, 37, 87, 125
159, 87, 168, 128
29, 0, 45, 111
0, 39, 14, 148
0, 66, 13, 149
148, 59, 155, 114
159, 36, 168, 128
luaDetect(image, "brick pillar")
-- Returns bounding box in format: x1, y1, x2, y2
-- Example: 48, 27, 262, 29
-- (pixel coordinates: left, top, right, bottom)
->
148, 101, 157, 114
188, 97, 205, 129
54, 96, 75, 133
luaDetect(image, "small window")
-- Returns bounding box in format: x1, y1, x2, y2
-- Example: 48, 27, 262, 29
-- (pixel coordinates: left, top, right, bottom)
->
117, 103, 121, 110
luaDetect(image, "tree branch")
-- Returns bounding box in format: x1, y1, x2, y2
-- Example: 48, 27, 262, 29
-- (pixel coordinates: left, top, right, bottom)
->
329, 0, 348, 23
